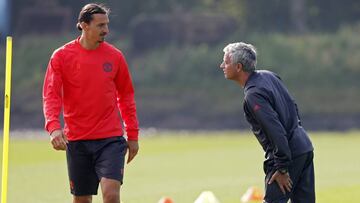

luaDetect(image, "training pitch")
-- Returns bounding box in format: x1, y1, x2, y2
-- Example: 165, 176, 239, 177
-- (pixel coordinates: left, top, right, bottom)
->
1, 130, 359, 203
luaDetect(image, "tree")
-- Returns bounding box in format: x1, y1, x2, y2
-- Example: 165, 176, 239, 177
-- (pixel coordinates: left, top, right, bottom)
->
290, 0, 307, 33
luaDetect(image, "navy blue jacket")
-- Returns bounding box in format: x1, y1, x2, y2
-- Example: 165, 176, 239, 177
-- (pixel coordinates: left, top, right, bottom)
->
243, 70, 313, 171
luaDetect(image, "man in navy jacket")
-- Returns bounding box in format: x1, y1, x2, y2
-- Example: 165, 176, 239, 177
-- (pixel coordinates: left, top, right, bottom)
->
220, 42, 315, 203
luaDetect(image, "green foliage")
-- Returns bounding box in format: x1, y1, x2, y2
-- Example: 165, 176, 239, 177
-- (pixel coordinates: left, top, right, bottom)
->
247, 25, 360, 113
4, 24, 360, 128
10, 35, 74, 115
130, 24, 360, 116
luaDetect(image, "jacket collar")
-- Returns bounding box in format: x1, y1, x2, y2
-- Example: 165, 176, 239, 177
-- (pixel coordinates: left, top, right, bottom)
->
244, 71, 257, 92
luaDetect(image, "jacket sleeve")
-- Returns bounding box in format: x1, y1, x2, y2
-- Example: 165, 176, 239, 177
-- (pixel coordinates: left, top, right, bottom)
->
115, 52, 139, 141
43, 52, 63, 134
245, 89, 291, 170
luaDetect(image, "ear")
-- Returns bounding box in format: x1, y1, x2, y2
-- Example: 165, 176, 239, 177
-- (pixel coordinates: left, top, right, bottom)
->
236, 63, 243, 72
80, 22, 88, 30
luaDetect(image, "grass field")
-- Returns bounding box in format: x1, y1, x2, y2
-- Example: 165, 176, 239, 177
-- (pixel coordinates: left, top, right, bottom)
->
1, 130, 360, 203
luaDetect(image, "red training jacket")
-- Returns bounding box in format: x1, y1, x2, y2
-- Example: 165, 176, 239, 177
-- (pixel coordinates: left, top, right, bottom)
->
43, 37, 139, 141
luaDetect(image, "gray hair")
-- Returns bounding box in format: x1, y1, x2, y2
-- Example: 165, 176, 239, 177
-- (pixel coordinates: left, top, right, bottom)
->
223, 42, 257, 72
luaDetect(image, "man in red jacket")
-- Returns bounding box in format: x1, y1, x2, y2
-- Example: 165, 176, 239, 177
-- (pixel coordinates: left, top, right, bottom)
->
42, 3, 139, 203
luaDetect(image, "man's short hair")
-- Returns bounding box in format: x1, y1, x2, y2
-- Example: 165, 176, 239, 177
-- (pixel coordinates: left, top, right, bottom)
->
223, 42, 257, 72
77, 3, 110, 31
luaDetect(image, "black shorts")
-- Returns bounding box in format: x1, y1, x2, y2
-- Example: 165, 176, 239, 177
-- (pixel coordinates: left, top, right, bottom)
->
66, 136, 128, 196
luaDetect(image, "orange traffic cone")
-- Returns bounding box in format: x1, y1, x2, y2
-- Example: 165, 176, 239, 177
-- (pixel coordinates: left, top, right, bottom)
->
240, 186, 264, 202
158, 197, 174, 203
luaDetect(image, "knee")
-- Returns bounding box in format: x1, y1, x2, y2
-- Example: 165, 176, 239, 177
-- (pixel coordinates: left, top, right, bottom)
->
73, 196, 92, 203
103, 190, 120, 203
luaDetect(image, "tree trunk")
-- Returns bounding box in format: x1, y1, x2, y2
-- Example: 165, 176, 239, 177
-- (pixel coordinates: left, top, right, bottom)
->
290, 0, 307, 34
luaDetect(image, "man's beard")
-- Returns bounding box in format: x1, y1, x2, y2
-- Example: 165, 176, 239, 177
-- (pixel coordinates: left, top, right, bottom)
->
98, 34, 106, 43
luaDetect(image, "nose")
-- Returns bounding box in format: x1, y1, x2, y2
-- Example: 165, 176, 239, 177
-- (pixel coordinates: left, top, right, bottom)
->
220, 62, 225, 69
103, 24, 109, 34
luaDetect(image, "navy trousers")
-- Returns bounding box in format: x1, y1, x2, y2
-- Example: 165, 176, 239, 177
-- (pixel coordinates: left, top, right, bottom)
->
263, 151, 315, 203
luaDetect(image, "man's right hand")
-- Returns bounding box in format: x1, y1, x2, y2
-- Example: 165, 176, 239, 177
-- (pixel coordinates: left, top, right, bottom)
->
268, 170, 293, 194
50, 129, 68, 151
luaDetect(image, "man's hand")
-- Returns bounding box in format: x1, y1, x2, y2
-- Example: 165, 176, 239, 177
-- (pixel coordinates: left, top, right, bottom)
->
50, 129, 68, 151
126, 140, 139, 164
268, 170, 293, 194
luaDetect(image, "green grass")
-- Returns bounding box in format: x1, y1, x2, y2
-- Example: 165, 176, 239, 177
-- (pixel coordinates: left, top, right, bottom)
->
1, 130, 360, 203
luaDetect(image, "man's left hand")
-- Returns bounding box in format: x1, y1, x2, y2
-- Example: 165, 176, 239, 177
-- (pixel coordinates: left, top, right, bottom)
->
126, 140, 139, 164
268, 170, 293, 194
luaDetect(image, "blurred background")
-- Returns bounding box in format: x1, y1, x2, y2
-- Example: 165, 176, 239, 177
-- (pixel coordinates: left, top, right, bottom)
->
1, 0, 360, 131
